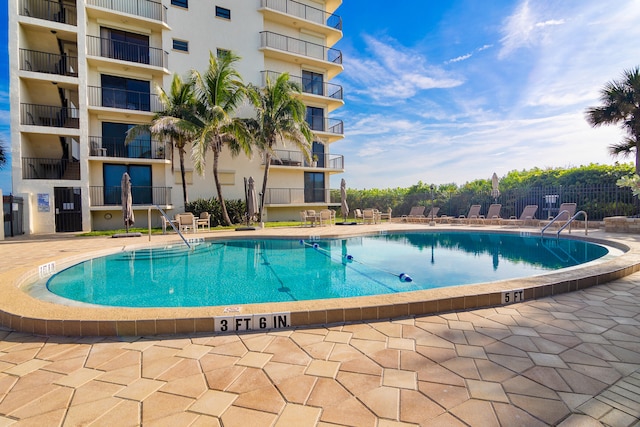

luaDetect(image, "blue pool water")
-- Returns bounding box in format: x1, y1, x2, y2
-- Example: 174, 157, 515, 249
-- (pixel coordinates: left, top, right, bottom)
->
45, 232, 609, 307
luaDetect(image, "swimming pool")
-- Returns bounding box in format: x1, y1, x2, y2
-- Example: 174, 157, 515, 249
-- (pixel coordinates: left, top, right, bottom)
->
45, 232, 610, 308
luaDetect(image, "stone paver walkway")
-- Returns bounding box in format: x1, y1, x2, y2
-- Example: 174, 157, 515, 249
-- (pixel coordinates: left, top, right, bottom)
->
0, 274, 638, 426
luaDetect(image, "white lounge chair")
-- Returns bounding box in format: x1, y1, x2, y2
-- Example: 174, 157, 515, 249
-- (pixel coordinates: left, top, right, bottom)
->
502, 205, 538, 227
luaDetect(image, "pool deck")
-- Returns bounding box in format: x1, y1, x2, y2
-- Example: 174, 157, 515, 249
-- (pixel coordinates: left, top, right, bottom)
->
0, 223, 639, 425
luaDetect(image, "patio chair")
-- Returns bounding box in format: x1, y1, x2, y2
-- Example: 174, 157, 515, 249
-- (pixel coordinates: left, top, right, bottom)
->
319, 209, 334, 226
457, 205, 482, 224
480, 204, 502, 225
353, 208, 364, 222
176, 212, 196, 233
502, 205, 539, 227
362, 208, 377, 224
379, 207, 392, 221
196, 212, 211, 231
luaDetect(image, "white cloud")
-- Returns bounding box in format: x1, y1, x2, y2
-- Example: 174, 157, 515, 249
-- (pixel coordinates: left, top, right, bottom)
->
447, 53, 472, 64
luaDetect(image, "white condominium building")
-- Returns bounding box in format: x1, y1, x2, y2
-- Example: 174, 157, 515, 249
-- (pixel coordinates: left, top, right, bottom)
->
9, 0, 344, 233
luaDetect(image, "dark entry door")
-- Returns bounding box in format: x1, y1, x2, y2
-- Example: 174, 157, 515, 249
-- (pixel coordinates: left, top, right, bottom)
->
54, 187, 82, 232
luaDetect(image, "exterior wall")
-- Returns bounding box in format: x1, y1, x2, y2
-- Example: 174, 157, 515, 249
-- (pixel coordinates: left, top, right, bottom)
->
10, 0, 344, 233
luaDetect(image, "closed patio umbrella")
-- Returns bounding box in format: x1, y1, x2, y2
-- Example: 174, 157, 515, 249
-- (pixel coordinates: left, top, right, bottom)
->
340, 178, 349, 221
121, 172, 134, 233
491, 172, 500, 202
247, 176, 257, 225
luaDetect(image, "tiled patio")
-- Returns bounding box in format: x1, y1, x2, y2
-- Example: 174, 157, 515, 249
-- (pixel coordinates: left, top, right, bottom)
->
0, 227, 639, 425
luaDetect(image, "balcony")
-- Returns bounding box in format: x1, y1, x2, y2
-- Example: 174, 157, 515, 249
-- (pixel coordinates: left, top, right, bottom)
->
88, 86, 161, 113
259, 0, 342, 45
86, 35, 168, 70
86, 0, 168, 26
20, 0, 77, 26
20, 103, 79, 128
260, 31, 343, 79
268, 149, 344, 171
307, 117, 344, 142
262, 70, 343, 111
19, 49, 78, 77
22, 157, 80, 180
264, 188, 333, 205
89, 136, 166, 159
90, 186, 172, 206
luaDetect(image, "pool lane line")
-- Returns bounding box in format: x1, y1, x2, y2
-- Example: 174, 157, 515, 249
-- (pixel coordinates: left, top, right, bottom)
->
257, 247, 298, 302
300, 240, 409, 294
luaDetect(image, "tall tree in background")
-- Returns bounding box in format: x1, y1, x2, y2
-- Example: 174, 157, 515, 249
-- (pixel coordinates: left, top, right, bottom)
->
127, 73, 199, 208
191, 52, 252, 226
246, 73, 313, 220
586, 66, 640, 174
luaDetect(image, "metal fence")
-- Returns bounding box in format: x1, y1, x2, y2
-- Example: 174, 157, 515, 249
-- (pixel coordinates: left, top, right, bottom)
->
339, 184, 640, 221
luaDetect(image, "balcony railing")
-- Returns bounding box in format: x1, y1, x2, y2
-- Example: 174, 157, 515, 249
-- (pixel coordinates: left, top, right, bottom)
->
307, 117, 344, 135
20, 0, 77, 25
86, 0, 167, 23
19, 49, 78, 77
269, 149, 344, 169
89, 136, 166, 159
264, 188, 331, 204
87, 36, 167, 68
20, 103, 80, 128
22, 157, 80, 180
90, 186, 172, 206
262, 71, 343, 100
260, 0, 342, 30
260, 31, 342, 64
88, 86, 161, 112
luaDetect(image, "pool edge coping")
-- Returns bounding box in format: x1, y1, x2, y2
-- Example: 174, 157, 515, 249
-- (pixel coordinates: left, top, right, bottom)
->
2, 225, 640, 337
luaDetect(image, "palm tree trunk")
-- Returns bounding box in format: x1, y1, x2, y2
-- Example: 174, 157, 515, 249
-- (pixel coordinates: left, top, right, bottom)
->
636, 137, 640, 175
212, 148, 233, 226
260, 151, 272, 222
178, 147, 188, 208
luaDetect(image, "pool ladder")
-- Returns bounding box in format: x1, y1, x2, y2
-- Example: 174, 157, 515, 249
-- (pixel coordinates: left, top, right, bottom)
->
148, 205, 192, 249
540, 210, 588, 239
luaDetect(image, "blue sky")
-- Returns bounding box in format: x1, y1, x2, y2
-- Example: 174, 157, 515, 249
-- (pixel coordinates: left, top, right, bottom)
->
331, 0, 640, 189
1, 1, 639, 193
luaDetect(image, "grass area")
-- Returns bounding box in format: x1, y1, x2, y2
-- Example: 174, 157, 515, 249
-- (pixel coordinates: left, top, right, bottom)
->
77, 221, 302, 237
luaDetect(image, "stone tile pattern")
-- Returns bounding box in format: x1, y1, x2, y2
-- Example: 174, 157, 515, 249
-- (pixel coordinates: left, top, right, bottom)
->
0, 278, 639, 426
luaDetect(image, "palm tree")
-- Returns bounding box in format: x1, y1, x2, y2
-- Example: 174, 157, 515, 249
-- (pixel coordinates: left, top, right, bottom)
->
586, 66, 640, 173
126, 73, 199, 208
0, 138, 6, 169
246, 73, 313, 220
191, 51, 252, 226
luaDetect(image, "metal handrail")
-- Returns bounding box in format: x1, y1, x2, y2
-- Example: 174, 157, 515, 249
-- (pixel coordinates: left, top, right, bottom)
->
540, 209, 570, 236
542, 210, 588, 238
149, 205, 191, 249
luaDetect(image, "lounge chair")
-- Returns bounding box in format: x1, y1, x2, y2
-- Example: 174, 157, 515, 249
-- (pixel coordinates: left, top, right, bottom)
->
456, 205, 482, 224
502, 205, 538, 227
420, 207, 440, 223
480, 204, 502, 225
196, 212, 211, 231
402, 206, 426, 222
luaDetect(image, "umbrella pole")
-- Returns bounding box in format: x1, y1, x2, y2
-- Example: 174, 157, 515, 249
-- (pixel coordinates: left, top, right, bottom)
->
244, 177, 249, 227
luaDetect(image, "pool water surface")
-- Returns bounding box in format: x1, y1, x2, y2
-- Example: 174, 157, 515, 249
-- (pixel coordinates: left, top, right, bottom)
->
45, 232, 610, 307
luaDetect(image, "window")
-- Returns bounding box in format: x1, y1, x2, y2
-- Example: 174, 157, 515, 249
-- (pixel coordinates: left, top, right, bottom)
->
101, 75, 151, 111
215, 6, 231, 19
216, 48, 230, 58
302, 71, 324, 96
306, 106, 324, 131
103, 164, 152, 205
304, 172, 325, 203
171, 0, 188, 8
172, 39, 189, 52
102, 122, 151, 159
311, 141, 325, 168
